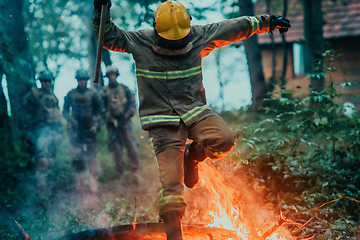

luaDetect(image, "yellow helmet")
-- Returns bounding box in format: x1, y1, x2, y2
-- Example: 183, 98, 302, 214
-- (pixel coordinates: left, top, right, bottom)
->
154, 0, 191, 40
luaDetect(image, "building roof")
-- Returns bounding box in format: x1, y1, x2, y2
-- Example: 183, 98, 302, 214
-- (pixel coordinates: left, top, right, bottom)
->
254, 0, 360, 44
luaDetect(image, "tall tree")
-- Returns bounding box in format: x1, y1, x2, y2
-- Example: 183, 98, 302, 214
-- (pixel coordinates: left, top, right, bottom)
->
261, 0, 289, 96
215, 48, 231, 111
301, 0, 324, 91
0, 80, 9, 144
280, 0, 288, 81
0, 13, 13, 146
2, 0, 34, 141
27, 0, 90, 72
238, 0, 267, 111
266, 0, 277, 94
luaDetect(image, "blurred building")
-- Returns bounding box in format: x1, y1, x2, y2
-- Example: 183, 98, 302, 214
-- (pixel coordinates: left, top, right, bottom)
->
253, 0, 360, 110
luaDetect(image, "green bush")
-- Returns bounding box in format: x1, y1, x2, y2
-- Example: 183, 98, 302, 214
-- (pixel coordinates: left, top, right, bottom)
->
229, 50, 360, 239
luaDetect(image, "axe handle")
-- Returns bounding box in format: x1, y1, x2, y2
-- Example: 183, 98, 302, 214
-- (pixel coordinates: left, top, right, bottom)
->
94, 4, 108, 83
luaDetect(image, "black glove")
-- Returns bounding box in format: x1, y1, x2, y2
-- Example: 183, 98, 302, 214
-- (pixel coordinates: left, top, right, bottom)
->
94, 0, 111, 10
270, 15, 291, 34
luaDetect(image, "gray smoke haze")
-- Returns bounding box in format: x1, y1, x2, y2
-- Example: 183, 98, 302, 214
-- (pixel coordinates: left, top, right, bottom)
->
4, 115, 162, 240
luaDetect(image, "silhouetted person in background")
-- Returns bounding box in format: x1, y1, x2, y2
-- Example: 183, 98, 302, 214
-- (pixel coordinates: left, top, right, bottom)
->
100, 65, 139, 182
63, 69, 102, 193
23, 70, 63, 199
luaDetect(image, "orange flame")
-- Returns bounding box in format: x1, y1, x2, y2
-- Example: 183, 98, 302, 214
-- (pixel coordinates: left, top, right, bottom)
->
184, 161, 295, 240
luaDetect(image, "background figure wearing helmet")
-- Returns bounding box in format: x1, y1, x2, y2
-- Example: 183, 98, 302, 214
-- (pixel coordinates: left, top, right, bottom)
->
92, 0, 290, 239
23, 70, 63, 199
63, 69, 102, 193
100, 65, 139, 183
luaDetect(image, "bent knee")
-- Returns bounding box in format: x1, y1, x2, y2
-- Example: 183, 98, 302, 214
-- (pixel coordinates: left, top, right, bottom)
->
205, 134, 236, 159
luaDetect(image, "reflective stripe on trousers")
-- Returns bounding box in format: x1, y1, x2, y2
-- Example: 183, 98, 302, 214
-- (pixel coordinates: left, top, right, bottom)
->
149, 113, 236, 218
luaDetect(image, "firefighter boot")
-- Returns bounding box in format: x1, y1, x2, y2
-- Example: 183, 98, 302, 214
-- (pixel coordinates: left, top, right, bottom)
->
163, 211, 183, 240
184, 142, 207, 189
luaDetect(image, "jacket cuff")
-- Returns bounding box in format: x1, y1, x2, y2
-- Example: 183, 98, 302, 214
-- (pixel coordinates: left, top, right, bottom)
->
251, 14, 271, 34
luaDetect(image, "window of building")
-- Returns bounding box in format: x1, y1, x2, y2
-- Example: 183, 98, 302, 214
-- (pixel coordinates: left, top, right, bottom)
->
293, 42, 311, 75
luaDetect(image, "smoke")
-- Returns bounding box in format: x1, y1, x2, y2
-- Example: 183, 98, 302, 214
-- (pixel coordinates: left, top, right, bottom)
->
5, 118, 161, 239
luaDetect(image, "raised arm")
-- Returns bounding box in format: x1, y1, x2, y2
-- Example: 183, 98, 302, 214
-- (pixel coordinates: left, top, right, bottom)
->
198, 14, 290, 57
202, 15, 271, 46
91, 0, 146, 54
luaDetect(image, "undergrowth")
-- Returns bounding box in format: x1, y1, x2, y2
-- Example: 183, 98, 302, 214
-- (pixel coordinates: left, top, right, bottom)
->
226, 50, 360, 239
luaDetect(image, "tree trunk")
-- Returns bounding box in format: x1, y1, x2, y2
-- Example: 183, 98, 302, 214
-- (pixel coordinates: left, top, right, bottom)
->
302, 0, 324, 91
239, 0, 267, 111
0, 74, 10, 145
215, 49, 226, 111
279, 0, 290, 99
0, 5, 12, 146
266, 0, 277, 94
281, 0, 288, 87
3, 0, 34, 140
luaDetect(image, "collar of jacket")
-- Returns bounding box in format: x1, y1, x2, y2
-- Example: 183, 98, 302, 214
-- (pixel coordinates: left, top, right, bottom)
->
152, 41, 193, 56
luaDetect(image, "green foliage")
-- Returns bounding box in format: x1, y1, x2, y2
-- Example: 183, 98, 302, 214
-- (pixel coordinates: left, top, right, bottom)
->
0, 17, 12, 75
0, 135, 31, 208
25, 0, 91, 72
0, 226, 18, 240
230, 50, 360, 239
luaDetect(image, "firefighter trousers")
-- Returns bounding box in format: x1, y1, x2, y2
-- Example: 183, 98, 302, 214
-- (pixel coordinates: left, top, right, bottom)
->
148, 113, 236, 218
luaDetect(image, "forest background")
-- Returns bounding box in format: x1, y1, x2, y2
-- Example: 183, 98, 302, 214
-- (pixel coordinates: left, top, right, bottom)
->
1, 0, 360, 239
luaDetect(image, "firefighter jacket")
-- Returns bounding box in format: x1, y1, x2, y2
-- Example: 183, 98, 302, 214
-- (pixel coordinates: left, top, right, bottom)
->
63, 87, 102, 130
100, 82, 136, 126
23, 87, 63, 140
92, 9, 271, 130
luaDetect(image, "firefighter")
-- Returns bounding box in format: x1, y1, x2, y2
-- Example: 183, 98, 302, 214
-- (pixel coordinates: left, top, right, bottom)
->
101, 65, 139, 181
91, 1, 290, 239
63, 69, 102, 193
23, 70, 63, 198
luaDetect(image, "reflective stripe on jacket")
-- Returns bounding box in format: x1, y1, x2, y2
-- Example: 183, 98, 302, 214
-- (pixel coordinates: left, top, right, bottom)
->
92, 9, 270, 130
